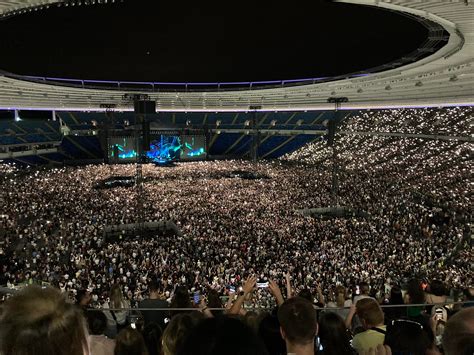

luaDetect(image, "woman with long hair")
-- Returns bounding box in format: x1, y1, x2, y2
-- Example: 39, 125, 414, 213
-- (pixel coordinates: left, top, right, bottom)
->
169, 286, 193, 318
326, 285, 352, 320
317, 312, 356, 355
103, 283, 131, 338
383, 284, 405, 324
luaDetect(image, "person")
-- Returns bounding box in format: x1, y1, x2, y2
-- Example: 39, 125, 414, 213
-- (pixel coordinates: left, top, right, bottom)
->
228, 276, 258, 315
114, 327, 148, 355
404, 279, 426, 318
103, 284, 130, 338
384, 318, 434, 355
87, 310, 115, 355
258, 313, 287, 355
442, 307, 474, 355
382, 284, 405, 324
348, 298, 386, 354
462, 287, 474, 308
317, 311, 356, 355
326, 285, 352, 320
206, 288, 224, 317
138, 279, 169, 329
0, 285, 89, 355
169, 286, 193, 318
162, 312, 200, 355
77, 289, 92, 310
404, 279, 431, 330
425, 280, 448, 305
177, 316, 268, 355
277, 297, 318, 355
353, 282, 374, 304
142, 322, 163, 355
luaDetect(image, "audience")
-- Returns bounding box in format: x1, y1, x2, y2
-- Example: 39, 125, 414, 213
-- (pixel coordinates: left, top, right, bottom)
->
0, 107, 472, 354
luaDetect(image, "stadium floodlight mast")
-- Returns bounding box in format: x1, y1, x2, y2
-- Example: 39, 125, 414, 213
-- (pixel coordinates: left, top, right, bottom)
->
248, 105, 262, 162
327, 97, 348, 207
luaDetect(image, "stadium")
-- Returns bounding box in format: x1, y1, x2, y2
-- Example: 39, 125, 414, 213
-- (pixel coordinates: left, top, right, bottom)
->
0, 1, 473, 355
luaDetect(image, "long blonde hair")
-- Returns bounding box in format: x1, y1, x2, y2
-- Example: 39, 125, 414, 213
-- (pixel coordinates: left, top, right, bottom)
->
335, 285, 346, 308
110, 284, 124, 309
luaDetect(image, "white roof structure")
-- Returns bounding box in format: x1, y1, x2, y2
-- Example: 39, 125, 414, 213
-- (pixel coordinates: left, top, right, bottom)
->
0, 0, 473, 112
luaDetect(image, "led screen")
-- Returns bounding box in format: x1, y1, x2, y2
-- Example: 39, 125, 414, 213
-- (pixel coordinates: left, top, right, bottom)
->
108, 135, 206, 163
108, 137, 137, 162
146, 136, 182, 163
181, 135, 206, 160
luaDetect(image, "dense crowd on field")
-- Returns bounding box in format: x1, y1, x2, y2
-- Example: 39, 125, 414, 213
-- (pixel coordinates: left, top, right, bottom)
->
0, 106, 472, 354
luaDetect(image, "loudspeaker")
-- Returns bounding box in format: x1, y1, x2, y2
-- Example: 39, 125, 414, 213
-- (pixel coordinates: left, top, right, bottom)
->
134, 100, 156, 114
142, 121, 151, 151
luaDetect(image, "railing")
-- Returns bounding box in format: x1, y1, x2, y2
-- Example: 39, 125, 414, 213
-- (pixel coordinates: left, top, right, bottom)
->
84, 301, 471, 312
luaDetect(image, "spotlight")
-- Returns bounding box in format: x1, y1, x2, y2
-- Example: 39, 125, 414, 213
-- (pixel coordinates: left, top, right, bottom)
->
216, 120, 221, 127
270, 120, 276, 127
244, 120, 250, 126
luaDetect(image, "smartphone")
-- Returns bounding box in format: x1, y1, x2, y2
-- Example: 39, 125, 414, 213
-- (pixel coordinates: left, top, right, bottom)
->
315, 336, 323, 351
229, 286, 236, 293
164, 317, 170, 324
130, 322, 136, 329
257, 282, 269, 288
193, 291, 200, 304
356, 285, 360, 295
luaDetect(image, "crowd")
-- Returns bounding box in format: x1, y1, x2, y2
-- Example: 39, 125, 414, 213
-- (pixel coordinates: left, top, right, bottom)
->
0, 108, 472, 310
0, 106, 472, 354
1, 280, 473, 355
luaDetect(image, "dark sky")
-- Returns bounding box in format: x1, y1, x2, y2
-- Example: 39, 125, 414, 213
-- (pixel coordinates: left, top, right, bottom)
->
0, 0, 429, 82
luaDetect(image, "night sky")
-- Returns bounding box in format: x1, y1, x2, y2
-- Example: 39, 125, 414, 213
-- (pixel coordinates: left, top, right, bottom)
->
0, 0, 429, 82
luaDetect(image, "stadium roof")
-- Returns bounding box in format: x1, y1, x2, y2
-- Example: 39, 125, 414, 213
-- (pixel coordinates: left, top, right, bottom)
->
0, 1, 432, 82
0, 0, 473, 112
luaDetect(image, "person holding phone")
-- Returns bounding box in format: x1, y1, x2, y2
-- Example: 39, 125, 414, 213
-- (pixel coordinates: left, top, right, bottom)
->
228, 276, 257, 315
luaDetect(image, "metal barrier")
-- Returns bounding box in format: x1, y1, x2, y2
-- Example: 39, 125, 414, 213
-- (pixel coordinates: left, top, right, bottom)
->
86, 301, 471, 312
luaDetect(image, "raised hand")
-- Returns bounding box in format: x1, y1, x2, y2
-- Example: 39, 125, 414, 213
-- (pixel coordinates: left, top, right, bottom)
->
242, 275, 257, 295
269, 279, 285, 306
